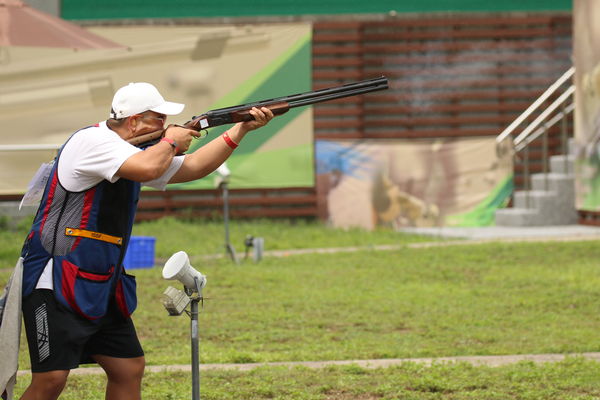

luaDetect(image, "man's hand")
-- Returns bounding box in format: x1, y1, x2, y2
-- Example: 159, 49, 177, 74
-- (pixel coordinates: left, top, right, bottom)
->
168, 106, 275, 183
163, 125, 200, 153
239, 107, 275, 134
219, 106, 275, 148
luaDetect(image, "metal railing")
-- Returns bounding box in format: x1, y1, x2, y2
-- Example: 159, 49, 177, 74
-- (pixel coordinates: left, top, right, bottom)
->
495, 67, 575, 208
0, 144, 61, 151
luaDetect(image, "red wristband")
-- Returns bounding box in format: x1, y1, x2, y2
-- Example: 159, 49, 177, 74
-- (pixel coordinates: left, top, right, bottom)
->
222, 131, 239, 149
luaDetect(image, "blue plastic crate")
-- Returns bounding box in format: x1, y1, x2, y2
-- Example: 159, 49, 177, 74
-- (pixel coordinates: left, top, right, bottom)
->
123, 236, 156, 269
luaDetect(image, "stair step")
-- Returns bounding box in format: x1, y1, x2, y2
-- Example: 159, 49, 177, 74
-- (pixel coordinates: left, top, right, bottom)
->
495, 208, 541, 227
549, 154, 574, 174
531, 173, 574, 192
495, 207, 578, 226
513, 190, 556, 209
568, 137, 576, 156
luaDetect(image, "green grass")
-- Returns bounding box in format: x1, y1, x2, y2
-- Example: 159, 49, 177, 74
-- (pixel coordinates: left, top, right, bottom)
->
134, 241, 600, 365
0, 217, 434, 269
0, 215, 33, 268
129, 217, 435, 259
13, 358, 600, 399
3, 217, 600, 399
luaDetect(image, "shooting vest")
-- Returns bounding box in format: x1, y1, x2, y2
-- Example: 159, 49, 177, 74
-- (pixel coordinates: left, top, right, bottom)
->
21, 133, 140, 321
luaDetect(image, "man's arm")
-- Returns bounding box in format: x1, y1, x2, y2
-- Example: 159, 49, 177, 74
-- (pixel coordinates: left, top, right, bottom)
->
169, 107, 273, 183
116, 126, 197, 182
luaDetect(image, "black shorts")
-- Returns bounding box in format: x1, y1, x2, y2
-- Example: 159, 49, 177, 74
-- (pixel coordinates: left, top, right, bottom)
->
22, 289, 144, 373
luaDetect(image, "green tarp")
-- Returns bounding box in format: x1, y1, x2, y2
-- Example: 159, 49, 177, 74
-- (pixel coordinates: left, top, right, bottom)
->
62, 0, 571, 20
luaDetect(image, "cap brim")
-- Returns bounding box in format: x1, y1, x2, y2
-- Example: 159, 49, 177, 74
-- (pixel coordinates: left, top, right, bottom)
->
151, 101, 185, 116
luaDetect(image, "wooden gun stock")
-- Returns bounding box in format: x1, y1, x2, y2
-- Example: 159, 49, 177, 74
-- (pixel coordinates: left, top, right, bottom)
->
127, 128, 167, 146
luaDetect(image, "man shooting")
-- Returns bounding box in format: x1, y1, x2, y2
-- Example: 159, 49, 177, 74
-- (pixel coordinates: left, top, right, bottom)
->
17, 82, 273, 400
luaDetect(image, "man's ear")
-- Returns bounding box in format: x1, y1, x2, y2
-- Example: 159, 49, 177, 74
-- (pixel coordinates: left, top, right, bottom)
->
128, 115, 139, 132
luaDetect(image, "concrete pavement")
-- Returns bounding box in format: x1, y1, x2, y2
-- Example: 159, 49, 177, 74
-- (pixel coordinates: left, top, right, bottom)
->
397, 225, 600, 241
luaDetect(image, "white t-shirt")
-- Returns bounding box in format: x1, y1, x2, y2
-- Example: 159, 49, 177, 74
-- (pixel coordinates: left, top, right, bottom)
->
36, 121, 185, 289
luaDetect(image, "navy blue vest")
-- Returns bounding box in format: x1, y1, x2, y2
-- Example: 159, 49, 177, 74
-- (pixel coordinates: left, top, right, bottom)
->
21, 134, 141, 321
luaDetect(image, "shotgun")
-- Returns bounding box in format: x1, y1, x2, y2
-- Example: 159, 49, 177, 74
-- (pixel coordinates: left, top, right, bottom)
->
127, 76, 389, 147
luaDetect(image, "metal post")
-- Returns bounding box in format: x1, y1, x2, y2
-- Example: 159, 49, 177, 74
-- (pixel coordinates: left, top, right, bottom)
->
561, 102, 569, 173
190, 297, 200, 400
524, 144, 530, 208
542, 124, 548, 191
162, 257, 206, 400
189, 276, 204, 400
221, 182, 238, 263
222, 181, 230, 250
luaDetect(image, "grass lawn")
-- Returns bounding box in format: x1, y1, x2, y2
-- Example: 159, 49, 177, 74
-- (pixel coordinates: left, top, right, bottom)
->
3, 217, 600, 399
13, 358, 600, 399
129, 217, 437, 258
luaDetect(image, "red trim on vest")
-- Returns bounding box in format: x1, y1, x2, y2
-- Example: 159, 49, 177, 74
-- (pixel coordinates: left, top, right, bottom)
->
60, 260, 94, 320
61, 260, 114, 320
94, 123, 100, 127
115, 278, 129, 317
71, 187, 97, 251
39, 172, 59, 234
78, 267, 113, 282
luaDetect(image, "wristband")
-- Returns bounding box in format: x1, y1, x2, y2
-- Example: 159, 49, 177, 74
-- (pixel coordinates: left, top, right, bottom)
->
222, 131, 239, 149
160, 137, 179, 153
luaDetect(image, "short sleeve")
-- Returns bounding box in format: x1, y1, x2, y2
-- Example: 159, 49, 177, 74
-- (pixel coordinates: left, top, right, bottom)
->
143, 155, 185, 190
58, 123, 142, 192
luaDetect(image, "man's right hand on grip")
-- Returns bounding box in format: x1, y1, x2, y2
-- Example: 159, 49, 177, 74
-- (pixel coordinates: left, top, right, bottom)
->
163, 124, 199, 154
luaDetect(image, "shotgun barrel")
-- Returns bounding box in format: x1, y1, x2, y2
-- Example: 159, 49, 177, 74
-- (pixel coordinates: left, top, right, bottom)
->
128, 76, 389, 147
191, 76, 389, 129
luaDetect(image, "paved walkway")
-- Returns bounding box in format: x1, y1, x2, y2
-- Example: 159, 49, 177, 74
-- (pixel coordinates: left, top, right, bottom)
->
397, 225, 600, 241
17, 352, 600, 376
256, 225, 600, 259
182, 225, 600, 262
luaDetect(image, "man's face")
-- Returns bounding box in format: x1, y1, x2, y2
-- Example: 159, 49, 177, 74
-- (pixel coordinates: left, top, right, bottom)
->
130, 111, 167, 136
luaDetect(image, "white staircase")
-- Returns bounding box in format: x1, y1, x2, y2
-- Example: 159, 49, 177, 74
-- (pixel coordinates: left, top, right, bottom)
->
494, 67, 576, 227
495, 154, 577, 226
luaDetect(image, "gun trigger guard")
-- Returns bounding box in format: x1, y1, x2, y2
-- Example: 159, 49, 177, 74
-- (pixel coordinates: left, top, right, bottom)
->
195, 129, 208, 139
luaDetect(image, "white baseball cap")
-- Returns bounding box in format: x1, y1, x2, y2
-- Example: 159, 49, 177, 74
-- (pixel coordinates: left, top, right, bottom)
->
110, 82, 185, 119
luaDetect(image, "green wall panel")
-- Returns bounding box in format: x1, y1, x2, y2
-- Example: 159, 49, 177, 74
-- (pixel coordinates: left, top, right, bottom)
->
166, 31, 314, 190
62, 0, 571, 20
